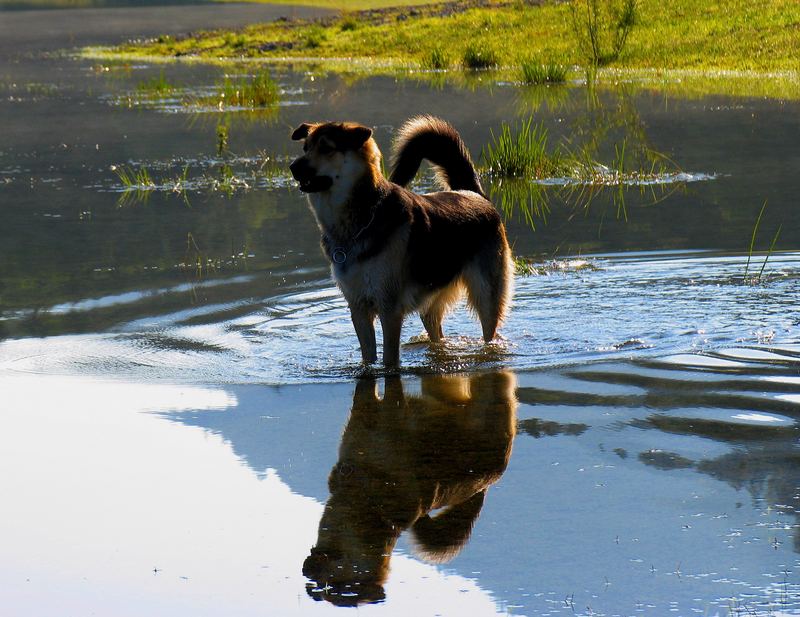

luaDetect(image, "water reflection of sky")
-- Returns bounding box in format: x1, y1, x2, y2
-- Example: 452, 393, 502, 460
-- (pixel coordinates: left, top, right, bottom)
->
0, 375, 506, 617
5, 363, 800, 616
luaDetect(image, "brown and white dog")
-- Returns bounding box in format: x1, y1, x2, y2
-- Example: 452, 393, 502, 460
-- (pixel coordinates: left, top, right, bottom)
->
289, 115, 512, 368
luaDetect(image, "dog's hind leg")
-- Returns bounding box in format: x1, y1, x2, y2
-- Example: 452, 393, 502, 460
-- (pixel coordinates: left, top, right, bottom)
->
464, 245, 512, 342
419, 282, 462, 343
420, 308, 444, 343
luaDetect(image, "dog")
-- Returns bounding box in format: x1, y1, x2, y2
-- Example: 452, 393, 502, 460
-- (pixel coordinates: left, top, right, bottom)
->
302, 371, 517, 605
289, 115, 512, 368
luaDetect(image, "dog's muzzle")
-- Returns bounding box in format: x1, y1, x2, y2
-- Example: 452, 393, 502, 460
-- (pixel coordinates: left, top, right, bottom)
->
290, 157, 333, 193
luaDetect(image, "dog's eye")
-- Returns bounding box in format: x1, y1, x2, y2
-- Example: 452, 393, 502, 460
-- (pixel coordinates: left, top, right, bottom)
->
317, 141, 334, 155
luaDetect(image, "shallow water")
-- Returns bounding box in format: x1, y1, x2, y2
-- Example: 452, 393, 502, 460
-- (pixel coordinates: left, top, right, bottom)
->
1, 5, 800, 617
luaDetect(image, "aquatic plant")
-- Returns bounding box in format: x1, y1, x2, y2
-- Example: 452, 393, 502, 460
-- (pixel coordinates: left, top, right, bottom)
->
482, 115, 691, 226
744, 199, 768, 281
514, 256, 600, 276
744, 200, 783, 283
135, 71, 176, 96
481, 118, 566, 179
488, 177, 550, 230
216, 122, 230, 156
520, 60, 568, 84
213, 71, 280, 109
114, 164, 155, 190
462, 43, 499, 70
110, 153, 293, 207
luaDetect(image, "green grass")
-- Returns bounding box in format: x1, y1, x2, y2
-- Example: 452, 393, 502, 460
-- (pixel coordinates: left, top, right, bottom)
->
520, 59, 568, 84
213, 0, 433, 8
421, 47, 450, 70
462, 42, 499, 70
87, 0, 800, 99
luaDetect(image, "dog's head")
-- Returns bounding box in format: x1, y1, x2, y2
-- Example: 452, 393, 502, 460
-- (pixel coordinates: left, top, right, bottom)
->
289, 121, 380, 193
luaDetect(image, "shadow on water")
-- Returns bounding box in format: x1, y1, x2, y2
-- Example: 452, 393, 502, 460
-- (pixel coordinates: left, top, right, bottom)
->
302, 371, 517, 606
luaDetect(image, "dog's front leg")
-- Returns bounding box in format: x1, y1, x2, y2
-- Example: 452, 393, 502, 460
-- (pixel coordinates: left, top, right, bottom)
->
379, 311, 404, 369
351, 307, 377, 365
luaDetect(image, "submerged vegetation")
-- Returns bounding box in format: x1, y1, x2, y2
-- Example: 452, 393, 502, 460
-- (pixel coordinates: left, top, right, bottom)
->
86, 0, 800, 99
110, 151, 292, 207
118, 70, 281, 114
205, 71, 280, 108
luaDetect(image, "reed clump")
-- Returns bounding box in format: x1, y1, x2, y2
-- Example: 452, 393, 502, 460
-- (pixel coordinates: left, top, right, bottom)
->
208, 71, 280, 109
422, 47, 450, 70
462, 43, 499, 70
520, 59, 568, 84
481, 117, 566, 179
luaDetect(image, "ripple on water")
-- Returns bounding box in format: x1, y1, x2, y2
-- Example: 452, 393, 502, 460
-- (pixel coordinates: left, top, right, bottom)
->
0, 251, 799, 384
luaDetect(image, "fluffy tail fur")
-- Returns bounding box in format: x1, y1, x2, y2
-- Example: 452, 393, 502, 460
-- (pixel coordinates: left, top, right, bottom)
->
389, 115, 485, 196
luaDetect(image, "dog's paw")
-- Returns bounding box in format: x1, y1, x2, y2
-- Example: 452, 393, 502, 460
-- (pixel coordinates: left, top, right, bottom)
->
353, 364, 378, 379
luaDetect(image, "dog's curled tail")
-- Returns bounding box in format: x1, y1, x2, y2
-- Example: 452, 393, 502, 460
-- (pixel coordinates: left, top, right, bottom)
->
389, 115, 484, 196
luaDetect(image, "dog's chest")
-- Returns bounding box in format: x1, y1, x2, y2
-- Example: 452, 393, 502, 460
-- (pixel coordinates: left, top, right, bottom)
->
333, 253, 392, 305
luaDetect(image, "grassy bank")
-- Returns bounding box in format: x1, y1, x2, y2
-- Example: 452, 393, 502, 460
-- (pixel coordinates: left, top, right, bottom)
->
215, 0, 434, 7
86, 0, 800, 98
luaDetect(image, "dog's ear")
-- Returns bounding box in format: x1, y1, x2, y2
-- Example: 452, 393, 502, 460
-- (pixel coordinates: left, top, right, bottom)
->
344, 124, 373, 149
291, 123, 313, 141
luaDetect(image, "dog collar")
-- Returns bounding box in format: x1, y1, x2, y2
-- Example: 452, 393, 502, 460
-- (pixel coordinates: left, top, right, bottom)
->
326, 207, 378, 265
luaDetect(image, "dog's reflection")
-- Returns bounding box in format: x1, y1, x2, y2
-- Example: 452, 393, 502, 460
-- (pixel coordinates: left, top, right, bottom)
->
303, 371, 517, 606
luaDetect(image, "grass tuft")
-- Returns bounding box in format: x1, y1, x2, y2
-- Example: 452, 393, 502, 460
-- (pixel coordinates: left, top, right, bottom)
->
114, 165, 155, 190
421, 47, 450, 70
520, 59, 567, 84
482, 117, 565, 178
462, 43, 499, 70
339, 15, 361, 31
303, 25, 328, 49
212, 71, 280, 108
